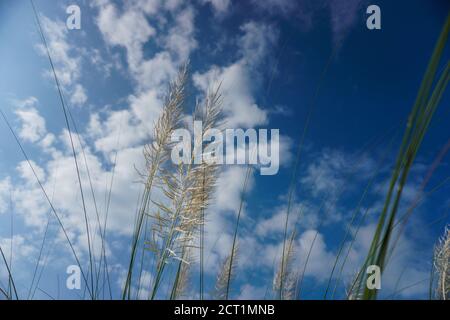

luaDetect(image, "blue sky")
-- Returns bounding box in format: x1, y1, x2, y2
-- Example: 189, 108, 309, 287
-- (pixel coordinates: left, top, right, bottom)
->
0, 0, 449, 300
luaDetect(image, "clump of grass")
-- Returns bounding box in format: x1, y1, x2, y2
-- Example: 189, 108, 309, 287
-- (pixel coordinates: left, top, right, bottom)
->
144, 70, 222, 299
122, 63, 188, 299
2, 3, 448, 302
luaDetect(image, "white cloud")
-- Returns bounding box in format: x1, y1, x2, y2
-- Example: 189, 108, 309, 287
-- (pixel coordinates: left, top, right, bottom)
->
214, 166, 254, 214
89, 0, 197, 159
296, 229, 335, 280
0, 178, 12, 214
163, 6, 197, 62
193, 21, 278, 128
164, 0, 184, 11
300, 148, 375, 197
237, 283, 266, 299
134, 0, 161, 14
70, 84, 88, 106
17, 160, 46, 184
12, 96, 39, 109
194, 63, 268, 127
137, 52, 177, 91
38, 17, 78, 87
96, 2, 156, 72
9, 134, 147, 260
238, 22, 279, 68
12, 100, 55, 154
256, 209, 296, 238
87, 89, 163, 154
36, 16, 88, 106
0, 235, 35, 261
39, 133, 56, 151
94, 0, 195, 90
200, 0, 231, 15
15, 107, 47, 143
128, 89, 162, 126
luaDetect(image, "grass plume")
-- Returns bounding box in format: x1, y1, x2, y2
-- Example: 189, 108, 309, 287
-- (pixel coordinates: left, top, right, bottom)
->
214, 243, 238, 300
432, 226, 449, 300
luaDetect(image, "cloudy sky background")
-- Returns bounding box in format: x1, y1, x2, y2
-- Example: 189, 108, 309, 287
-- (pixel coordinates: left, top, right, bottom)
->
0, 0, 449, 299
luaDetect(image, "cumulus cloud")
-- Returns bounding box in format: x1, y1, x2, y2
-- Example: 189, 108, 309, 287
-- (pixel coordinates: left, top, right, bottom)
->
0, 178, 12, 214
70, 84, 88, 106
11, 96, 50, 146
36, 16, 88, 106
7, 2, 198, 260
300, 148, 375, 197
0, 235, 35, 262
96, 1, 156, 72
214, 167, 255, 214
94, 0, 195, 89
237, 283, 267, 299
200, 0, 231, 15
194, 63, 268, 127
88, 0, 198, 158
296, 229, 335, 280
15, 107, 47, 143
163, 6, 197, 62
8, 129, 147, 262
193, 21, 279, 128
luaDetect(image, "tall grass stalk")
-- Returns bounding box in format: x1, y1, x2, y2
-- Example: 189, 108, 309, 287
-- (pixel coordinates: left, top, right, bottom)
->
170, 248, 192, 300
214, 243, 238, 300
0, 245, 17, 299
27, 218, 51, 300
122, 64, 188, 299
149, 83, 221, 299
341, 174, 450, 299
385, 138, 450, 267
30, 0, 96, 296
224, 164, 252, 300
432, 226, 449, 299
170, 88, 222, 300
